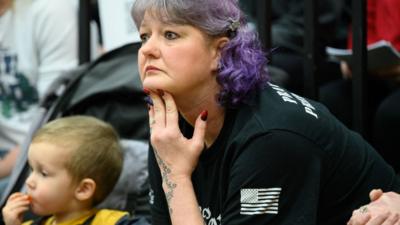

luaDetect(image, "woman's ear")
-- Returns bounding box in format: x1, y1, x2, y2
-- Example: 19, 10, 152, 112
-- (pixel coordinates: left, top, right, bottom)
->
75, 178, 96, 201
211, 37, 230, 71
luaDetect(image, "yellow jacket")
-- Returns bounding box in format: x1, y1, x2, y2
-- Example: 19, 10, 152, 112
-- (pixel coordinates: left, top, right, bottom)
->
22, 209, 146, 225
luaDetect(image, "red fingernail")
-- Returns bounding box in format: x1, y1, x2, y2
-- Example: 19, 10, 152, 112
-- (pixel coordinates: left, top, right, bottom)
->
200, 110, 208, 121
143, 88, 150, 95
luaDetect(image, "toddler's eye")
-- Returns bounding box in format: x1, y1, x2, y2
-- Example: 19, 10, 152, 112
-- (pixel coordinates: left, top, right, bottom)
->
40, 171, 48, 177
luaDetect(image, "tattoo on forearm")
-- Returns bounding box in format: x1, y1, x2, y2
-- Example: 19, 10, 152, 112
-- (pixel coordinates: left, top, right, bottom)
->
154, 150, 177, 214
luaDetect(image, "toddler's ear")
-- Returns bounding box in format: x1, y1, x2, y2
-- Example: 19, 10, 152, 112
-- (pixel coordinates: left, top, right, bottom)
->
75, 178, 96, 201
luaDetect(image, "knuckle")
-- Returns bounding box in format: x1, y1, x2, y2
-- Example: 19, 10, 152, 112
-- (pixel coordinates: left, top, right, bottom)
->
151, 133, 162, 143
151, 130, 179, 143
192, 141, 204, 151
166, 106, 175, 113
153, 106, 162, 113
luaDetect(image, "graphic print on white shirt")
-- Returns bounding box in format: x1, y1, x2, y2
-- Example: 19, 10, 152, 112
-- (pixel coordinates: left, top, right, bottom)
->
0, 48, 38, 118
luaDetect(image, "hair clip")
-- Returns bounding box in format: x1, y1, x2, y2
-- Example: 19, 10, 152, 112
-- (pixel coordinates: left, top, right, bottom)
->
228, 18, 240, 32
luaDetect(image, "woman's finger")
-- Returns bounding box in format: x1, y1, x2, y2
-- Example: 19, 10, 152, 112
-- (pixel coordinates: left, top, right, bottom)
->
150, 90, 166, 129
380, 213, 399, 225
148, 103, 155, 129
162, 92, 179, 130
192, 110, 207, 150
144, 88, 155, 132
366, 212, 391, 225
370, 189, 384, 201
348, 213, 371, 225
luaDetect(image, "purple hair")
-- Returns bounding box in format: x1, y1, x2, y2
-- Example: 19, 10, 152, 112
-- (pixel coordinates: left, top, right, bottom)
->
132, 0, 269, 108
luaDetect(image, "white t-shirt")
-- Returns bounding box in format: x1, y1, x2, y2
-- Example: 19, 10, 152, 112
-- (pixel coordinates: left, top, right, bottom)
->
0, 0, 78, 149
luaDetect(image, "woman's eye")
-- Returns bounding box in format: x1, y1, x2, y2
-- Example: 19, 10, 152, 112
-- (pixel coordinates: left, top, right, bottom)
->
140, 33, 149, 43
165, 31, 178, 40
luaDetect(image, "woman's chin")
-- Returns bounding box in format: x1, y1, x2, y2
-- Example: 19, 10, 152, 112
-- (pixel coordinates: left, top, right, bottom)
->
142, 83, 167, 92
141, 77, 170, 90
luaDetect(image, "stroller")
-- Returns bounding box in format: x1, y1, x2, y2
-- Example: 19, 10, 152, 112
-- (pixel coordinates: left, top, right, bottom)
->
0, 42, 151, 223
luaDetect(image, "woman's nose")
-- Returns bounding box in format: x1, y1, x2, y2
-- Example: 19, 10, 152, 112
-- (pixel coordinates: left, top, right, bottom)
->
140, 36, 161, 58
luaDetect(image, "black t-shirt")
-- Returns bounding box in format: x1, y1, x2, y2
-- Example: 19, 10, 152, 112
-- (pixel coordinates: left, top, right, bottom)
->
148, 83, 400, 225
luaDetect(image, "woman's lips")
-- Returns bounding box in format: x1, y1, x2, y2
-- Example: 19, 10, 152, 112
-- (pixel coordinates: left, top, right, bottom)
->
145, 65, 161, 73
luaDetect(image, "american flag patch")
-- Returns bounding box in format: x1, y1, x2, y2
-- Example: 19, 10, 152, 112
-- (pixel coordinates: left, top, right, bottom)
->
240, 187, 282, 215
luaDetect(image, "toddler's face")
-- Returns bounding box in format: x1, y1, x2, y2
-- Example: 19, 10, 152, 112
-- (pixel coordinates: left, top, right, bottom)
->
26, 142, 77, 216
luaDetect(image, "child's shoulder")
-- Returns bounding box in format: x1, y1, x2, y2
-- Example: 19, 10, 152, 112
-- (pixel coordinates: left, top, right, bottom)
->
23, 209, 148, 225
93, 209, 149, 225
92, 209, 129, 224
22, 220, 34, 225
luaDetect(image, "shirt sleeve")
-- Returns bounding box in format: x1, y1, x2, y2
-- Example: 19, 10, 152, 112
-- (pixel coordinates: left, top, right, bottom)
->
148, 146, 172, 225
31, 0, 78, 99
222, 130, 324, 225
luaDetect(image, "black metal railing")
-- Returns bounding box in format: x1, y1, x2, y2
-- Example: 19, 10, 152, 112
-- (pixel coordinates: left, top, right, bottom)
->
351, 0, 367, 136
303, 0, 319, 100
78, 0, 91, 64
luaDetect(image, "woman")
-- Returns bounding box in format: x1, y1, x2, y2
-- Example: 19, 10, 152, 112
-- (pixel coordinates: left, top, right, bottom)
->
132, 0, 400, 224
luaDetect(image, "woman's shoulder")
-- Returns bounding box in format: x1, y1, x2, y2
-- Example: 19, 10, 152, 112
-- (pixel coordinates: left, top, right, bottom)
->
237, 84, 327, 134
231, 84, 349, 152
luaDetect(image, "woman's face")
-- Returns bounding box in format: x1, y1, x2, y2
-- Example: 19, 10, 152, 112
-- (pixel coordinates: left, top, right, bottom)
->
138, 11, 226, 97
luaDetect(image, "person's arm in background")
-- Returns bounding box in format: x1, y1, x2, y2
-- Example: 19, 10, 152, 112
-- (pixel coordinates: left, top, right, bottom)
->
0, 147, 19, 179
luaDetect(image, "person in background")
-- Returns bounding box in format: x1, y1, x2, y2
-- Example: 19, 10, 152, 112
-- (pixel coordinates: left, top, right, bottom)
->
319, 0, 400, 172
131, 0, 400, 224
2, 116, 149, 225
0, 0, 78, 194
318, 0, 400, 224
268, 0, 350, 94
240, 0, 350, 91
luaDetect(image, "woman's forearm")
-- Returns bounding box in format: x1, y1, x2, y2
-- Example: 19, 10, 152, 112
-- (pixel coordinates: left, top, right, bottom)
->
163, 176, 204, 225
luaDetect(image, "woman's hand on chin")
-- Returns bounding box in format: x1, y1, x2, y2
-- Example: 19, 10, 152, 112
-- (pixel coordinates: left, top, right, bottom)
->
145, 89, 208, 180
